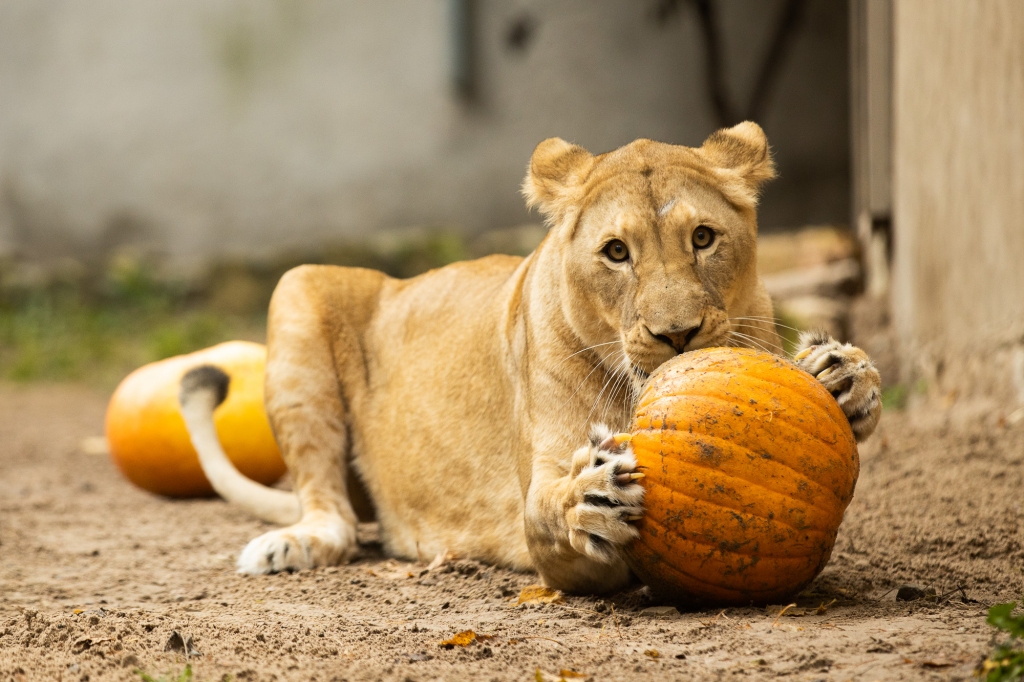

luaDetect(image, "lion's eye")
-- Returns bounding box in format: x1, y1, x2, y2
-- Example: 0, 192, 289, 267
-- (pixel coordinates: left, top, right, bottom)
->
692, 226, 715, 249
604, 239, 630, 262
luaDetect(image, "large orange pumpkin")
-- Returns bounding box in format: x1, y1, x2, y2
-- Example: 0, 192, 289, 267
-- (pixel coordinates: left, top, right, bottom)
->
105, 340, 285, 497
625, 347, 859, 606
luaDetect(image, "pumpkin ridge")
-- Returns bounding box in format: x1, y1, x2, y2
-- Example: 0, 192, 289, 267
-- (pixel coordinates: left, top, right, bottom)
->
638, 510, 826, 559
632, 413, 857, 494
645, 347, 765, 379
690, 367, 852, 436
628, 536, 814, 600
627, 539, 749, 600
643, 478, 836, 536
640, 362, 844, 421
634, 391, 851, 458
637, 380, 852, 452
642, 479, 834, 545
633, 427, 854, 505
638, 447, 841, 520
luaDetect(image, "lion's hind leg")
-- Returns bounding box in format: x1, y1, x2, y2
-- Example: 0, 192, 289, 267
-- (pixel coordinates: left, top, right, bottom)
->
236, 266, 379, 574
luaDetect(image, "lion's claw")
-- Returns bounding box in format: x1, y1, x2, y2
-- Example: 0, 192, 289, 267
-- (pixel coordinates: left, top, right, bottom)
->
794, 331, 882, 441
564, 424, 646, 563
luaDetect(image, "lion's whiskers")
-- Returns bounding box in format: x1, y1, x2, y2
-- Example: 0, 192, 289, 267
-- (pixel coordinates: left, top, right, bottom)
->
585, 349, 626, 427
730, 322, 790, 347
562, 340, 621, 362
730, 315, 803, 335
560, 342, 626, 409
599, 356, 633, 426
727, 330, 784, 356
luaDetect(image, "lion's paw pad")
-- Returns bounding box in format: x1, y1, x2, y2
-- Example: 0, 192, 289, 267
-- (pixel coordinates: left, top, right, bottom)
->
794, 331, 882, 440
565, 424, 646, 563
237, 521, 356, 575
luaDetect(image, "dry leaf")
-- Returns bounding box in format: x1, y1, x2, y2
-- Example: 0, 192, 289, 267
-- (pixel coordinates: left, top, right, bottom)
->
644, 649, 660, 658
427, 549, 457, 571
517, 585, 565, 605
164, 630, 202, 657
439, 630, 492, 649
770, 603, 799, 626
919, 659, 956, 668
815, 598, 837, 615
535, 670, 584, 682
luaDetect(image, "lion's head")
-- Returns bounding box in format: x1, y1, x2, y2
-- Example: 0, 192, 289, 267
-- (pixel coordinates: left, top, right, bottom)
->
523, 122, 777, 380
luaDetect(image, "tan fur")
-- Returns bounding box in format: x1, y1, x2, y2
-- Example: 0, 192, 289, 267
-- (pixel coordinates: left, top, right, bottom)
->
184, 123, 882, 594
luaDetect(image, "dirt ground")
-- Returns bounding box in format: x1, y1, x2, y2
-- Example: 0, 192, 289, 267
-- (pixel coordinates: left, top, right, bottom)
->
1, 382, 1022, 682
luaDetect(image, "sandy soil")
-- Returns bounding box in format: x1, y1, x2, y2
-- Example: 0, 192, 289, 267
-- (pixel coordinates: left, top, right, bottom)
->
1, 382, 1021, 682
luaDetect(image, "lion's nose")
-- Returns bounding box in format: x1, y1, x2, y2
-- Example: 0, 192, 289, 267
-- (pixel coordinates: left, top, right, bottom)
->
651, 323, 702, 353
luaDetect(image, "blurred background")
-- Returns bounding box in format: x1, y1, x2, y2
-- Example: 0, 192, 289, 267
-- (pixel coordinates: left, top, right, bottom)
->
0, 0, 1021, 413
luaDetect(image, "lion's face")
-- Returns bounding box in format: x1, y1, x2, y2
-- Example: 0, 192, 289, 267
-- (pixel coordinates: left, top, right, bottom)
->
523, 123, 776, 379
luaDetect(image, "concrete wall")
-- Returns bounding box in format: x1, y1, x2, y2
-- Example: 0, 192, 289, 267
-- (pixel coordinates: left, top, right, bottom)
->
0, 0, 850, 272
892, 0, 1024, 404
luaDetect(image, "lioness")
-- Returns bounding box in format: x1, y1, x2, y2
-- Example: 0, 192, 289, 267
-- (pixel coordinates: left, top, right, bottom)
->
180, 122, 881, 594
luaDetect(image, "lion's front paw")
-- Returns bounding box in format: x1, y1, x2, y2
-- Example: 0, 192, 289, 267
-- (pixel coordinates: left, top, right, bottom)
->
237, 513, 357, 575
564, 424, 646, 564
794, 331, 882, 441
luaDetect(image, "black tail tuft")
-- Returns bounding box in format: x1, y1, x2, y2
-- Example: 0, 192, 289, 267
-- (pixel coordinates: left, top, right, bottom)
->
180, 364, 231, 407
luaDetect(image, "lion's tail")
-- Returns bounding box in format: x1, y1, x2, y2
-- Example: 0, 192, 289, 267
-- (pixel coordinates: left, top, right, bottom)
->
179, 365, 301, 525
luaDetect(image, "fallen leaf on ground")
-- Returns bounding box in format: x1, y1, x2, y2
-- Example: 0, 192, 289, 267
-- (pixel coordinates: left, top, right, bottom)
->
770, 603, 799, 626
535, 670, 586, 682
72, 637, 107, 654
866, 637, 895, 653
165, 631, 202, 657
439, 630, 493, 649
919, 659, 956, 668
376, 564, 419, 580
427, 549, 457, 571
517, 585, 565, 605
816, 598, 838, 614
644, 649, 660, 658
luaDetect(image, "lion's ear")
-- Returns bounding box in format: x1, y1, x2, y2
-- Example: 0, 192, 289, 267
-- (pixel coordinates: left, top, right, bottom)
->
699, 121, 776, 205
522, 138, 595, 222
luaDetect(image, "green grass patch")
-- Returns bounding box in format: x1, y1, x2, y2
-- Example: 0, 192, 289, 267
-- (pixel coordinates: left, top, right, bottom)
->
980, 601, 1024, 681
881, 384, 909, 411
0, 230, 481, 388
0, 265, 263, 389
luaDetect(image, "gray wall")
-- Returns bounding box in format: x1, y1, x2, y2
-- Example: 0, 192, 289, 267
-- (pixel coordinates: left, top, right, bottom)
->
892, 0, 1024, 404
0, 0, 849, 271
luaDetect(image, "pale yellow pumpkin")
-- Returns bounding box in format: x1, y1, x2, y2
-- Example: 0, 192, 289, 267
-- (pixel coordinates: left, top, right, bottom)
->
106, 341, 285, 497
